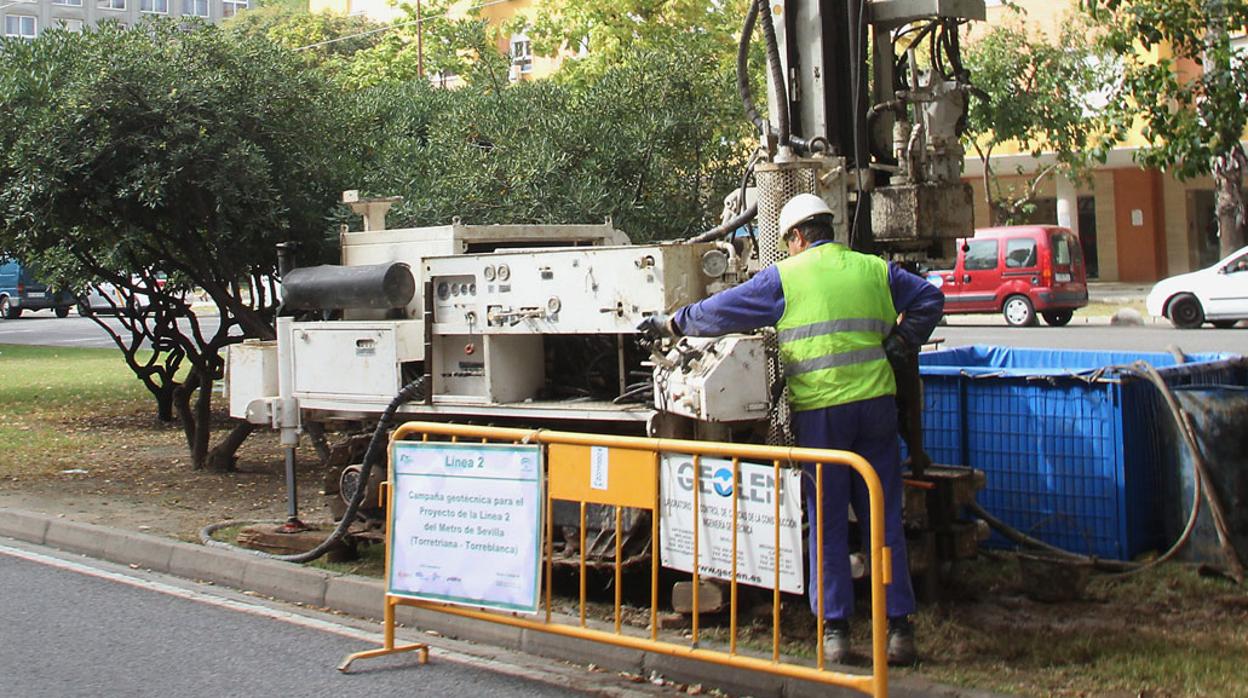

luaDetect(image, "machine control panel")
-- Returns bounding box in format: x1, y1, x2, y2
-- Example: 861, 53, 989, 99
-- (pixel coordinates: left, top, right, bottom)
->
426, 244, 717, 335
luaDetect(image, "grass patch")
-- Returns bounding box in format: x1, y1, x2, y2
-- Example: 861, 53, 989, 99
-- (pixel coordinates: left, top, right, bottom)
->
0, 344, 159, 478
0, 343, 151, 408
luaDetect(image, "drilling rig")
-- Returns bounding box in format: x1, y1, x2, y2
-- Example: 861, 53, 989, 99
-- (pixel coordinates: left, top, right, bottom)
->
225, 0, 987, 570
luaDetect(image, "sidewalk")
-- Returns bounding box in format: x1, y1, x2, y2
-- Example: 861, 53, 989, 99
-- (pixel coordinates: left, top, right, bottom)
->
1086, 282, 1151, 304
0, 507, 1001, 698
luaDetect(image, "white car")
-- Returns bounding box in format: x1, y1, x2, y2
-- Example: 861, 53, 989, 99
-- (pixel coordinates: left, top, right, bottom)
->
76, 280, 155, 316
1146, 245, 1248, 329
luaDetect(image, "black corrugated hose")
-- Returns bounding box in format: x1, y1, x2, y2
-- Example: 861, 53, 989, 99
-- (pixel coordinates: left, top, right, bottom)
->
200, 376, 428, 563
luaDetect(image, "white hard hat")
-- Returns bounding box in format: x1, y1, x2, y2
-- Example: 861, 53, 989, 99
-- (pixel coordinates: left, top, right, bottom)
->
778, 194, 833, 240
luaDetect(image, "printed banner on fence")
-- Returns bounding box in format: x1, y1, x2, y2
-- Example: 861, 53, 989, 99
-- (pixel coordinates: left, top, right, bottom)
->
387, 442, 544, 614
659, 455, 804, 594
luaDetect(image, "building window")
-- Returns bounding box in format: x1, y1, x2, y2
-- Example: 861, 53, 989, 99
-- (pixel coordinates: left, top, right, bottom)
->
99, 0, 126, 10
55, 18, 85, 32
182, 0, 208, 17
54, 0, 85, 6
140, 0, 169, 13
4, 15, 37, 39
510, 33, 533, 75
222, 0, 249, 18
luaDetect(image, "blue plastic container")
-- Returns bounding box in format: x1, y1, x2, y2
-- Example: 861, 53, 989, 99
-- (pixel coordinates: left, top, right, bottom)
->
916, 346, 1247, 560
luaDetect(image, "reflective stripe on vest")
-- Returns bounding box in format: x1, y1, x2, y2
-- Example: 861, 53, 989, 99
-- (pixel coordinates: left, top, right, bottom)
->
775, 243, 898, 412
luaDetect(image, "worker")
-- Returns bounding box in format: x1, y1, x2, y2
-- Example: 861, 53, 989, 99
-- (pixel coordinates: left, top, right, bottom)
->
638, 194, 944, 666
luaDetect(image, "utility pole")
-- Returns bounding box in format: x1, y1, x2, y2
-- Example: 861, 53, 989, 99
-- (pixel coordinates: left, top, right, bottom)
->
417, 0, 425, 79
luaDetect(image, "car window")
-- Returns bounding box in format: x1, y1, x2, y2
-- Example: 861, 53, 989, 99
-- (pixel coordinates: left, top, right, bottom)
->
964, 240, 999, 271
1053, 235, 1072, 265
1226, 254, 1248, 273
1005, 238, 1037, 268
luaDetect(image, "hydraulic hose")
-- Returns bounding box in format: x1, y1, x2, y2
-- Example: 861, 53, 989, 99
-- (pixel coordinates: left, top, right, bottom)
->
754, 0, 790, 147
966, 361, 1241, 581
200, 375, 428, 563
684, 203, 758, 244
737, 0, 764, 134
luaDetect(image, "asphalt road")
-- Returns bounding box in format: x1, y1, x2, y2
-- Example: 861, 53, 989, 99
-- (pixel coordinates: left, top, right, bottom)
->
935, 321, 1248, 354
0, 541, 650, 698
1, 309, 1245, 355
0, 311, 224, 350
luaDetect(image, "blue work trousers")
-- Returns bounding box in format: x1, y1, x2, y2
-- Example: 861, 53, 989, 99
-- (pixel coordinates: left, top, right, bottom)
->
794, 395, 916, 621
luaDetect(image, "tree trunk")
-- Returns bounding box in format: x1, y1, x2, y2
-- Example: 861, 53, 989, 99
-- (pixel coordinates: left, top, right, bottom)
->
1213, 152, 1246, 258
190, 368, 214, 470
205, 422, 252, 473
173, 372, 199, 460
154, 386, 175, 423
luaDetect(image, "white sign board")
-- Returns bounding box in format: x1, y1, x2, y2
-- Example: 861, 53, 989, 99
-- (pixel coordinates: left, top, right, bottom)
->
388, 442, 544, 614
659, 455, 804, 594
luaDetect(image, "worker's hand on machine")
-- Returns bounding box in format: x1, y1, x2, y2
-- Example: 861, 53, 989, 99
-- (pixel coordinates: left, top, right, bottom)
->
636, 313, 679, 340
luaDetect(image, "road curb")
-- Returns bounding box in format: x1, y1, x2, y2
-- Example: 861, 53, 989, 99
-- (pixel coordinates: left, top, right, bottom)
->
0, 506, 998, 697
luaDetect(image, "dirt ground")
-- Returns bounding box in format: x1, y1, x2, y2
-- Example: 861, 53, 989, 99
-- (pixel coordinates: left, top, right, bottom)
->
4, 407, 1247, 697
0, 410, 331, 542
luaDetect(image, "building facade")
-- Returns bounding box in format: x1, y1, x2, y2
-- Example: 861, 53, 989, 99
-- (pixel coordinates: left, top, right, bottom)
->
1, 0, 251, 37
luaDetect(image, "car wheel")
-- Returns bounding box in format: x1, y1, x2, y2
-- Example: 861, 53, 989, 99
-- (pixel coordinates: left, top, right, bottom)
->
77, 298, 94, 318
1002, 295, 1037, 327
0, 296, 21, 319
1042, 310, 1073, 327
1211, 320, 1239, 329
55, 306, 71, 318
1167, 293, 1205, 329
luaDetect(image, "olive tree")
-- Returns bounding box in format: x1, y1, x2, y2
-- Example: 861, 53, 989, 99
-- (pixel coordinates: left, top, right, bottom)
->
0, 21, 359, 470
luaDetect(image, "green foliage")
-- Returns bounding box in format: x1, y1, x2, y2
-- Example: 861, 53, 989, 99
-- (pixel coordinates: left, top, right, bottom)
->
354, 47, 751, 240
1082, 0, 1248, 252
961, 11, 1116, 224
528, 0, 753, 82
0, 20, 356, 304
0, 20, 361, 467
1083, 0, 1248, 178
226, 2, 387, 71
336, 1, 511, 89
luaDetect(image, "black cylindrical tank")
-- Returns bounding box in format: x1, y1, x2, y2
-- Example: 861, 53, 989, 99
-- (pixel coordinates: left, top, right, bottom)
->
281, 263, 415, 311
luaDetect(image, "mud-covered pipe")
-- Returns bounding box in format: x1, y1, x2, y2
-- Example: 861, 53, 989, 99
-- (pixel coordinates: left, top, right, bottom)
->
281, 263, 415, 311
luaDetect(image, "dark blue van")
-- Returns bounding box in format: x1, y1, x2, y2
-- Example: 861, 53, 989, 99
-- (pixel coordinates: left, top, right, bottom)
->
0, 259, 76, 319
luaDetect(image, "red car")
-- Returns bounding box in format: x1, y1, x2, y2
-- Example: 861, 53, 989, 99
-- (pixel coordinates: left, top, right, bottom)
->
928, 226, 1089, 327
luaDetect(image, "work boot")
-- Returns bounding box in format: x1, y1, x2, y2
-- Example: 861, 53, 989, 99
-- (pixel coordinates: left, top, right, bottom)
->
824, 619, 852, 665
887, 616, 918, 666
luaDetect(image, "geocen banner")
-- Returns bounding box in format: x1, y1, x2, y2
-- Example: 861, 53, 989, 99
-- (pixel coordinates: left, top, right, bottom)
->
659, 454, 804, 594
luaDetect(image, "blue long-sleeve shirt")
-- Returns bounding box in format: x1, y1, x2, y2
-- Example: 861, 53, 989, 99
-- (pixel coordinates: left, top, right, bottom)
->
673, 241, 944, 347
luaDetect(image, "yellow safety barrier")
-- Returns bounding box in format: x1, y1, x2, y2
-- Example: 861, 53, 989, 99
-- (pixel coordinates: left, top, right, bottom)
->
339, 422, 893, 697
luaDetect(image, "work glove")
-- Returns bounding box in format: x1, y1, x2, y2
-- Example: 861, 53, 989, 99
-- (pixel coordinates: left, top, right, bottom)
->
636, 313, 679, 340
883, 330, 916, 365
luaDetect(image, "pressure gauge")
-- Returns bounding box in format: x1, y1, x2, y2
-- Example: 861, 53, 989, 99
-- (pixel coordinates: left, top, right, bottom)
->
497, 264, 511, 282
483, 265, 496, 282
546, 296, 561, 315
701, 249, 729, 278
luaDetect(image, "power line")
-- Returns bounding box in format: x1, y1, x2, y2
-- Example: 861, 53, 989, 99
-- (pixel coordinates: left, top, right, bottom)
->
295, 0, 514, 52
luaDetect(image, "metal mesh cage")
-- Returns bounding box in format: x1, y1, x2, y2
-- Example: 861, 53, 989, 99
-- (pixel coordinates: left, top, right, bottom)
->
755, 160, 819, 269
755, 160, 818, 447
